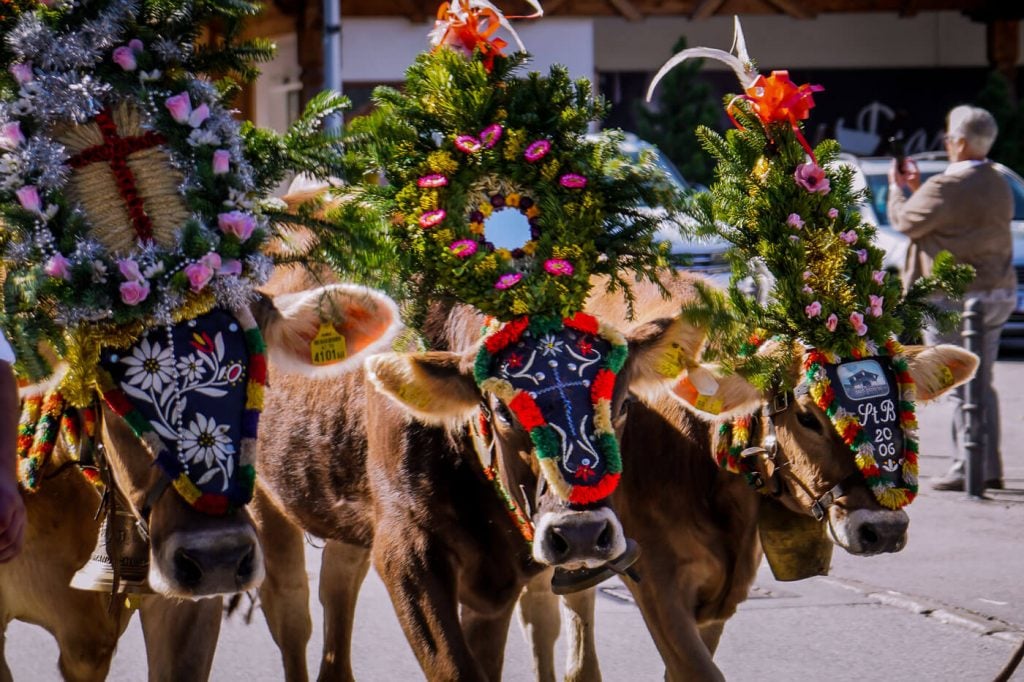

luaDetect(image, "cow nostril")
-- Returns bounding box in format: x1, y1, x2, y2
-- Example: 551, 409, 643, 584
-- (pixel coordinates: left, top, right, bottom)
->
548, 529, 570, 558
236, 545, 255, 581
596, 522, 612, 551
858, 524, 879, 548
173, 548, 203, 588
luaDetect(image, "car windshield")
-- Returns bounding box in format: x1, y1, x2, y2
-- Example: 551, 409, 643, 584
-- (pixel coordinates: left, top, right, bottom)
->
868, 168, 1024, 226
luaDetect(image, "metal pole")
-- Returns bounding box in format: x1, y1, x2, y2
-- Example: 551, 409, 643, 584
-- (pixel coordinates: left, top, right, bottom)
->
961, 298, 986, 499
323, 0, 342, 133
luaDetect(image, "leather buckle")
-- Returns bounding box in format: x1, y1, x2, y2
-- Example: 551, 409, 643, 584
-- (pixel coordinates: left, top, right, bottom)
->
769, 392, 790, 416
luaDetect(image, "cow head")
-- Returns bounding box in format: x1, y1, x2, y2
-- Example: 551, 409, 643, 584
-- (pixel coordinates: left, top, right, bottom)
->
668, 342, 978, 556
94, 402, 263, 597
366, 311, 707, 570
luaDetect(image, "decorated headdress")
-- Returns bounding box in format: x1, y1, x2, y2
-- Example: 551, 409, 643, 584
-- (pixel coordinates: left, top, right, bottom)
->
648, 19, 973, 509
0, 0, 346, 512
338, 3, 683, 503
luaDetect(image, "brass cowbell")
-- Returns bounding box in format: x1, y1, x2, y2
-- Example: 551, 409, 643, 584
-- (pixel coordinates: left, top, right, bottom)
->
70, 504, 153, 594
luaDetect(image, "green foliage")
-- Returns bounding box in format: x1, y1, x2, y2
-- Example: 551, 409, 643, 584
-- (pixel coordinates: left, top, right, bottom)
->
634, 37, 720, 187
686, 95, 972, 389
975, 71, 1024, 176
330, 48, 685, 325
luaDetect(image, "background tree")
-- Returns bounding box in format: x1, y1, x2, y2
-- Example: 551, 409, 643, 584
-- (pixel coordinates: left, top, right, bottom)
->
975, 71, 1024, 175
634, 36, 721, 187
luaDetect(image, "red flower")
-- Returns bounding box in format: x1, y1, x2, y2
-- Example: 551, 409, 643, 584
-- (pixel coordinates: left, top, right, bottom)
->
575, 464, 597, 482
505, 353, 523, 369
576, 338, 593, 356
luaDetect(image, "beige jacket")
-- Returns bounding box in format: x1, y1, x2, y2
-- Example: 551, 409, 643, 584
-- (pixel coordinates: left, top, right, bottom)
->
888, 162, 1014, 293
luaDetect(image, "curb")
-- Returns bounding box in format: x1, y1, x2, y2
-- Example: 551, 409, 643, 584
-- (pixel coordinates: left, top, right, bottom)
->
821, 576, 1024, 641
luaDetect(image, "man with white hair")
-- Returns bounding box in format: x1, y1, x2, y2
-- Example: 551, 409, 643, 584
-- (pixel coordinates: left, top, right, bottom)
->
889, 104, 1014, 491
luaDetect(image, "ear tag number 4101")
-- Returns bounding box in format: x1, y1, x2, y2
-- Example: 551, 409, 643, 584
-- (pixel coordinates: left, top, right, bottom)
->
311, 322, 347, 366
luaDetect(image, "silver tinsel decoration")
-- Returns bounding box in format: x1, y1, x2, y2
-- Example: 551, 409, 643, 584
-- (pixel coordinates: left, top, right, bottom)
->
21, 138, 68, 190
212, 275, 258, 312
5, 0, 137, 70
244, 253, 274, 286
25, 72, 108, 122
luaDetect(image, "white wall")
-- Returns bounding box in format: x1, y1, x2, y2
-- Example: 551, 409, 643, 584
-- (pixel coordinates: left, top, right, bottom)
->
339, 17, 595, 83
594, 11, 1022, 72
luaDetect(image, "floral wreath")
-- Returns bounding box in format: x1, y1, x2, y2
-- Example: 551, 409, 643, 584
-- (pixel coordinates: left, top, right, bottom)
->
803, 339, 918, 510
474, 312, 627, 504
0, 0, 273, 393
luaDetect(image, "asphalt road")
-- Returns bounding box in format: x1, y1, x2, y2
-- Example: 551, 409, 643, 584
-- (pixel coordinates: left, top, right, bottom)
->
6, 352, 1024, 681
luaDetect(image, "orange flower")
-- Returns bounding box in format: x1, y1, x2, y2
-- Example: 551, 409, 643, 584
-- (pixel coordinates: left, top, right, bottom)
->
744, 70, 822, 128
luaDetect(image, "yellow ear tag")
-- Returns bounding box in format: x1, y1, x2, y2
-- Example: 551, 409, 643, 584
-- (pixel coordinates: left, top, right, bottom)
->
694, 393, 724, 415
311, 323, 347, 366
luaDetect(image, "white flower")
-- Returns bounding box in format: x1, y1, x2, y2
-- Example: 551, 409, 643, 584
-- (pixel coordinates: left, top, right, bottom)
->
187, 128, 220, 147
176, 353, 206, 383
180, 413, 235, 469
91, 260, 108, 283
122, 338, 175, 393
539, 334, 565, 357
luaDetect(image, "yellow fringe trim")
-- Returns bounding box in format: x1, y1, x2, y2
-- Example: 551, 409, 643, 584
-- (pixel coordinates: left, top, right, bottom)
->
539, 457, 573, 501
593, 398, 612, 434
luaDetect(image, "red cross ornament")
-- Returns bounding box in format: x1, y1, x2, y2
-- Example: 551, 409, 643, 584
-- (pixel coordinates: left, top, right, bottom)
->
68, 108, 167, 243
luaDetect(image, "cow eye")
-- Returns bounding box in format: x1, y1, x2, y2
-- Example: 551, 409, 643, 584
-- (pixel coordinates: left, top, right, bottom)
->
494, 401, 514, 426
617, 396, 634, 418
796, 410, 822, 432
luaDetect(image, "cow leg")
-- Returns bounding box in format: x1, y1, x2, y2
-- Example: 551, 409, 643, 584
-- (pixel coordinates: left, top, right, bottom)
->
698, 621, 725, 656
561, 588, 600, 682
316, 540, 370, 682
252, 488, 312, 681
461, 599, 516, 682
139, 596, 222, 681
53, 610, 122, 682
626, 579, 724, 682
373, 530, 488, 681
516, 569, 560, 682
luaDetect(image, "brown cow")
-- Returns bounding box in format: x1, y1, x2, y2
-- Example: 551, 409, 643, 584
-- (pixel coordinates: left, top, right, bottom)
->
0, 406, 224, 681
517, 273, 978, 682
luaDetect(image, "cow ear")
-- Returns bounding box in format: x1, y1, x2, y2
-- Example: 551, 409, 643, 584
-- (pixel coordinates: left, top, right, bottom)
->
365, 352, 481, 424
670, 366, 763, 419
903, 344, 979, 401
253, 284, 402, 378
623, 315, 707, 396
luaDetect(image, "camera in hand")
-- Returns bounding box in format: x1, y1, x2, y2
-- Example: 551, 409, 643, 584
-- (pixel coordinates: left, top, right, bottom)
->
888, 133, 906, 174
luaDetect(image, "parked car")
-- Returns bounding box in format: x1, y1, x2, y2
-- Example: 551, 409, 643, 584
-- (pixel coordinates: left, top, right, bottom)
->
845, 152, 1024, 342
593, 132, 733, 287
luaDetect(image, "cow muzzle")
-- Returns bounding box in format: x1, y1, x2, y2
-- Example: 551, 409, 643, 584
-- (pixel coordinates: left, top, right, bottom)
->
532, 507, 627, 569
828, 507, 909, 555
150, 526, 264, 597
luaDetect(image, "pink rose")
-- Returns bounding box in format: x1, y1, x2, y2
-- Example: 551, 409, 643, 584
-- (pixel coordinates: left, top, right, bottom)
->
164, 92, 192, 124
786, 213, 804, 229
839, 230, 858, 245
805, 301, 822, 318
217, 211, 256, 241
44, 253, 71, 280
118, 259, 143, 281
128, 39, 144, 53
856, 249, 868, 264
218, 258, 243, 277
849, 311, 868, 336
212, 149, 230, 174
188, 103, 210, 128
802, 285, 813, 295
872, 270, 885, 285
200, 252, 222, 272
0, 121, 25, 149
15, 185, 41, 213
119, 280, 150, 305
9, 62, 32, 84
184, 261, 215, 292
827, 207, 839, 219
825, 314, 838, 332
112, 46, 136, 71
793, 163, 831, 195
802, 270, 812, 281
869, 295, 884, 317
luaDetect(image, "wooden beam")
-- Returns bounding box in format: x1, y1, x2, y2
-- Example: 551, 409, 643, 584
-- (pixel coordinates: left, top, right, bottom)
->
762, 0, 815, 19
606, 0, 644, 20
691, 0, 726, 19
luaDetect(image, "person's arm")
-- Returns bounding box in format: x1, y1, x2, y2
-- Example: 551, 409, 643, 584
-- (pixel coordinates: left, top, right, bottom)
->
887, 160, 950, 241
0, 347, 26, 563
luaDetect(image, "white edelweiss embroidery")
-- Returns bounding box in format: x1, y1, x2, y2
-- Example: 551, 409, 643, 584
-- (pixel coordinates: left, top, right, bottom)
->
539, 333, 564, 357
176, 353, 206, 383
122, 338, 175, 393
180, 414, 236, 488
